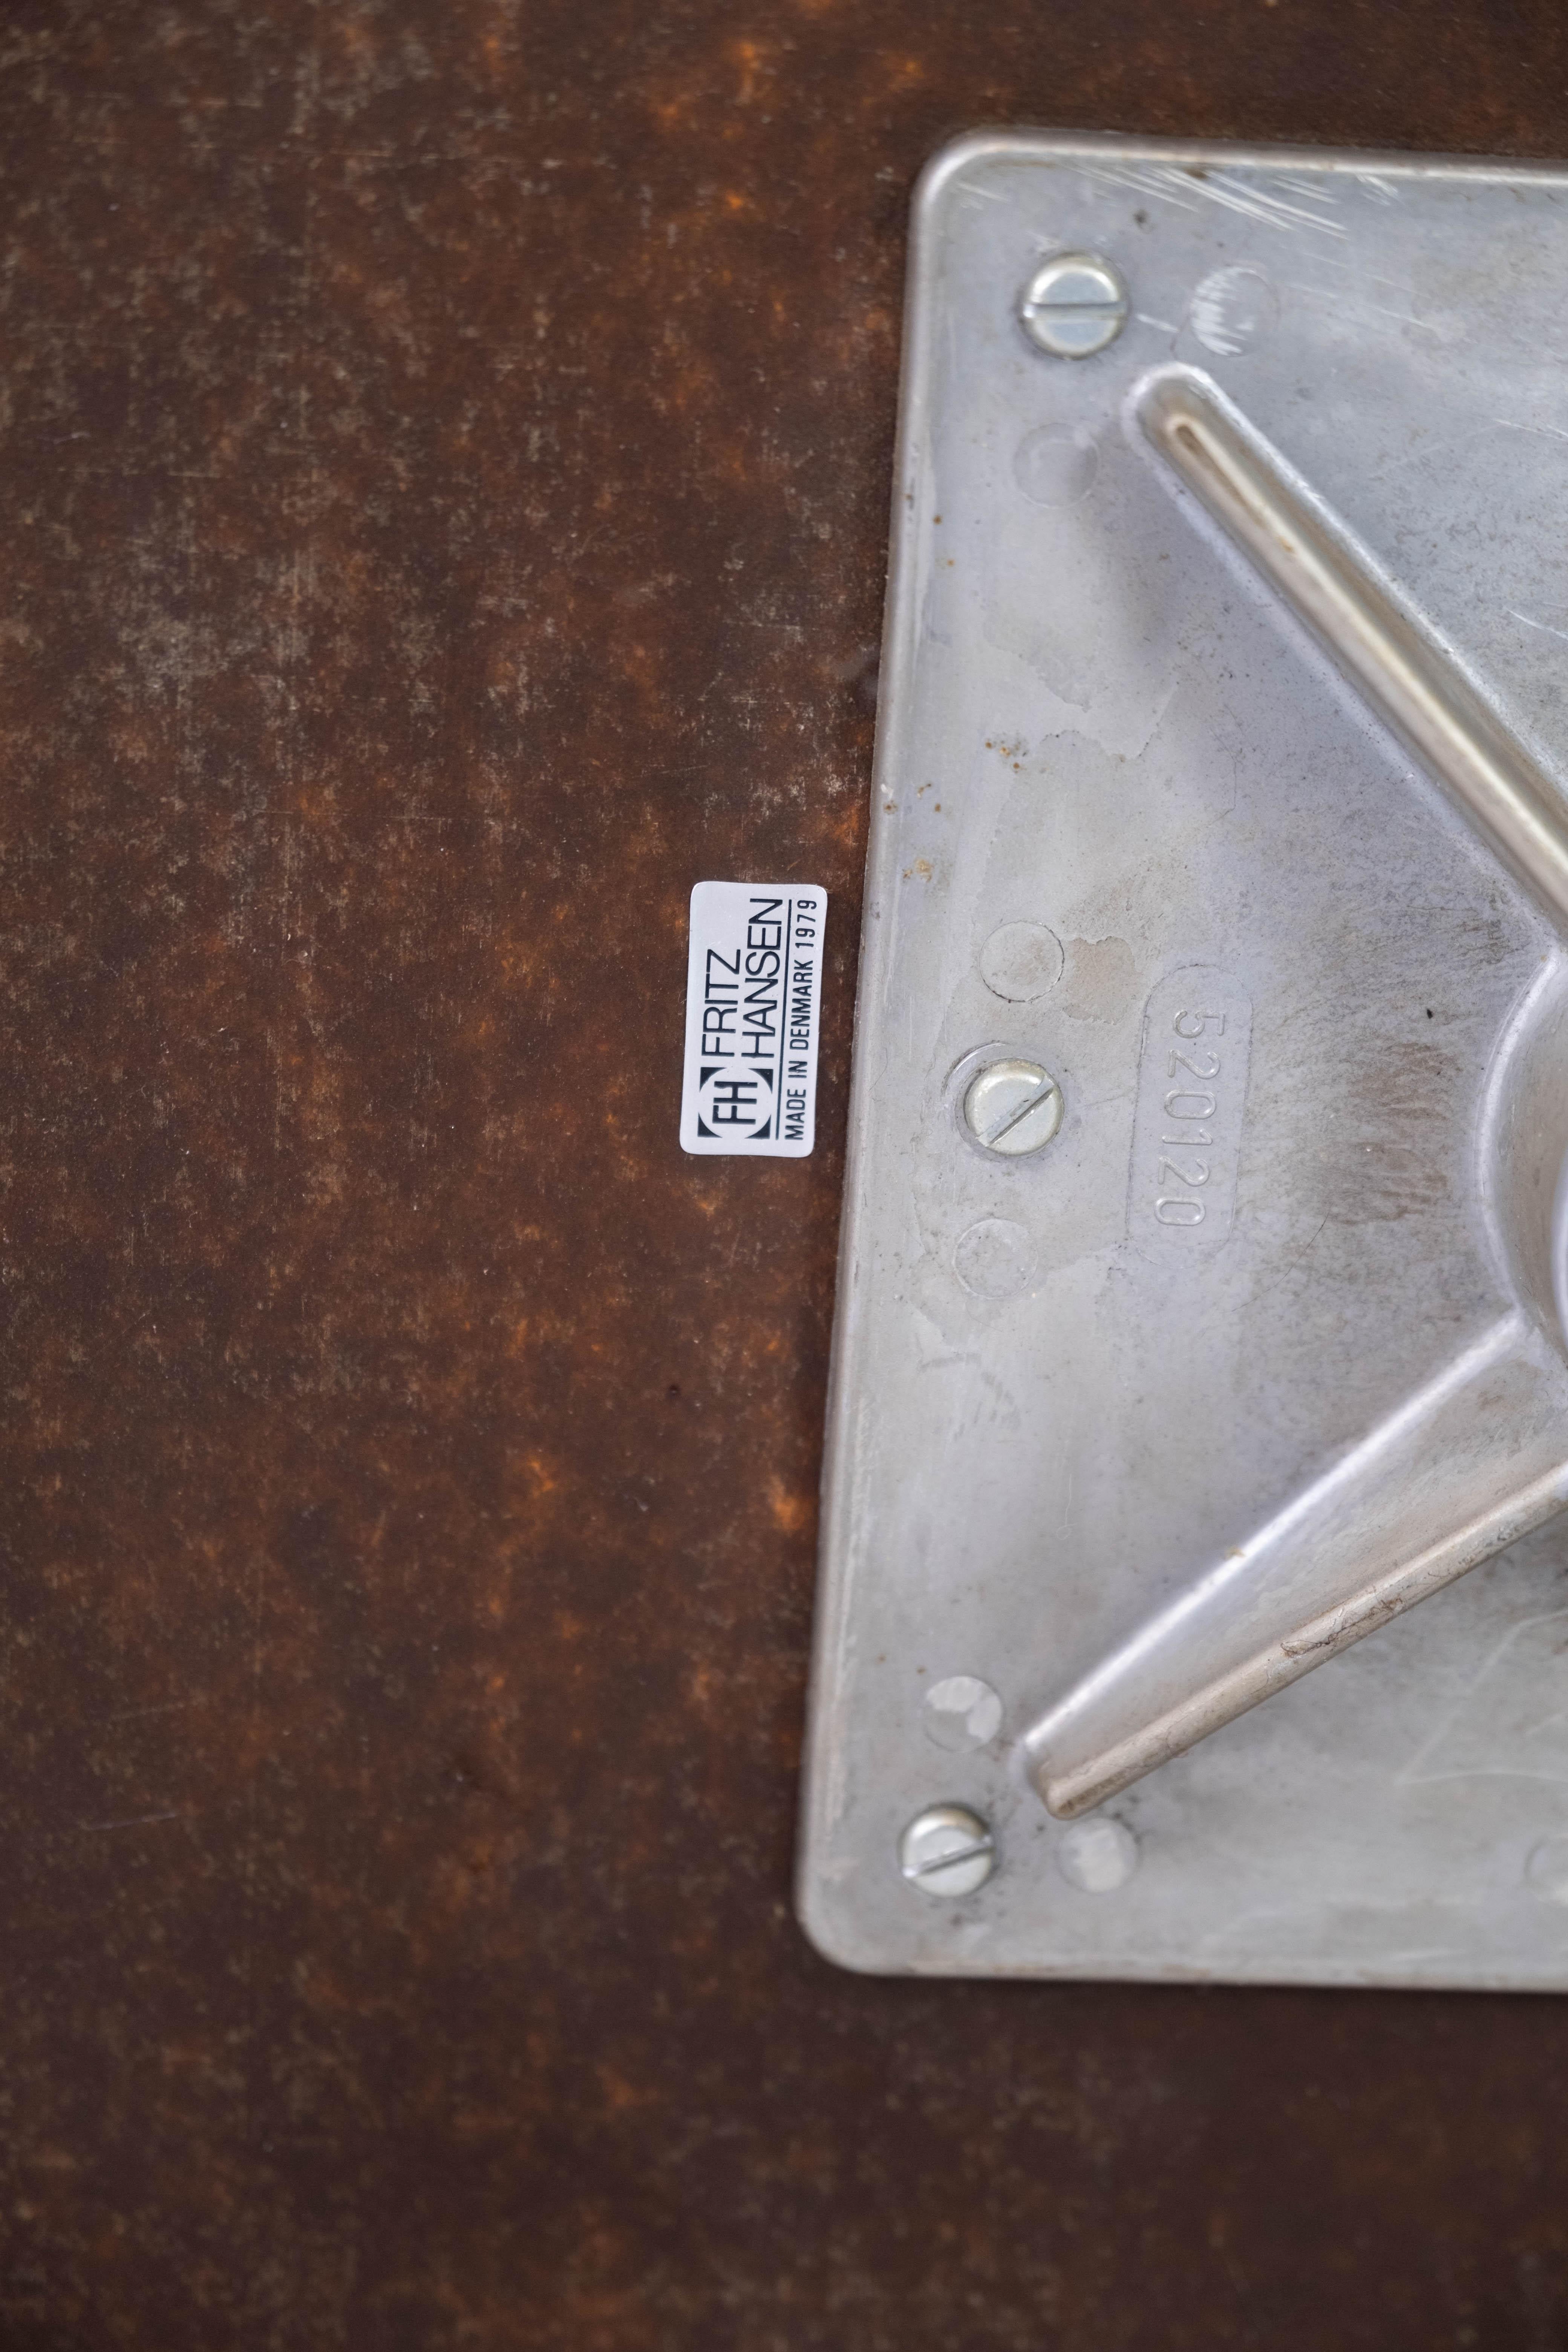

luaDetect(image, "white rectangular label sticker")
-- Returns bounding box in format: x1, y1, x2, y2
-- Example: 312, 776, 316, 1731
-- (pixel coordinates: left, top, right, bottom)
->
680, 882, 827, 1156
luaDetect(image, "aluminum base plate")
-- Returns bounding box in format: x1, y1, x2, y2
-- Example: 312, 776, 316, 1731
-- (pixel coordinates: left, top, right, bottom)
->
799, 133, 1568, 1987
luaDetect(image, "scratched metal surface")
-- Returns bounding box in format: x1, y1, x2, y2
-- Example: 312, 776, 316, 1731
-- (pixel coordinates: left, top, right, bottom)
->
801, 137, 1568, 1987
3, 2, 1568, 2346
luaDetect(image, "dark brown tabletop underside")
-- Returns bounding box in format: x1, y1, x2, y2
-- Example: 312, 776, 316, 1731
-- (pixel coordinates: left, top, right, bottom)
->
3, 2, 1568, 2345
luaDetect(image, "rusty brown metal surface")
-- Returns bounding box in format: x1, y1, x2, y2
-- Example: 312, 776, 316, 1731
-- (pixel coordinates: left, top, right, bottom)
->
4, 2, 1568, 2344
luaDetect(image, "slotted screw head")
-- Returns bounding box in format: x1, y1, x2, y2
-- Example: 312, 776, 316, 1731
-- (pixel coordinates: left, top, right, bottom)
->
899, 1804, 995, 1898
1020, 251, 1129, 358
963, 1057, 1063, 1156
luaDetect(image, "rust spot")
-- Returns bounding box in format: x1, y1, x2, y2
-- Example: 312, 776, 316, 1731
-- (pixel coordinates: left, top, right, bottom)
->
767, 1478, 813, 1535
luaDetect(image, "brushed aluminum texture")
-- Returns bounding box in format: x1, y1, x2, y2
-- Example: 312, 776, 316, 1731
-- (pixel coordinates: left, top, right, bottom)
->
800, 130, 1568, 1987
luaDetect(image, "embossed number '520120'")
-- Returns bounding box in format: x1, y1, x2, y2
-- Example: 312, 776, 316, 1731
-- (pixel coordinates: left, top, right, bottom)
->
1126, 970, 1253, 1250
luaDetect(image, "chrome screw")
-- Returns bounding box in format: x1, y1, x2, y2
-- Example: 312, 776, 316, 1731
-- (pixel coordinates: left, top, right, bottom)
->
963, 1057, 1063, 1156
899, 1803, 995, 1898
1020, 251, 1129, 358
